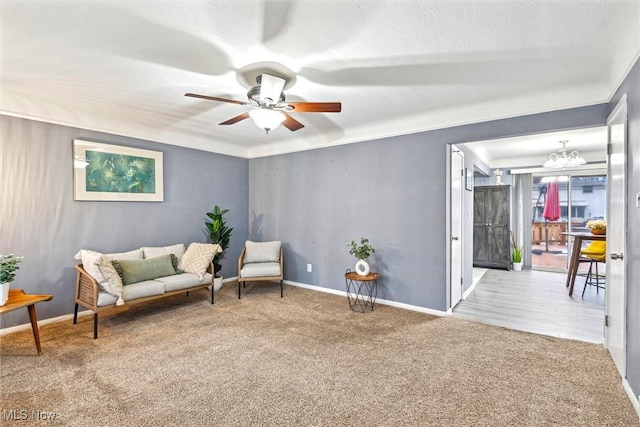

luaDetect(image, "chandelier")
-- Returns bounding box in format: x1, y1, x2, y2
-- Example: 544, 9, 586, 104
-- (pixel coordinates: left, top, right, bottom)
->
543, 140, 586, 168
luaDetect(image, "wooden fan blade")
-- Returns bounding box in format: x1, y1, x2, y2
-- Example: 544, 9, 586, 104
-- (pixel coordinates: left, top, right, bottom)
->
185, 93, 248, 106
287, 102, 341, 113
219, 112, 250, 125
282, 112, 305, 131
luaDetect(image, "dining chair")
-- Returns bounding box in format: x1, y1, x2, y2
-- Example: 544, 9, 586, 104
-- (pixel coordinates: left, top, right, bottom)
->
580, 241, 606, 297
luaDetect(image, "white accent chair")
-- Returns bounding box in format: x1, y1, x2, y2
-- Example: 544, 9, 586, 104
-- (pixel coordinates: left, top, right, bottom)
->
237, 241, 284, 299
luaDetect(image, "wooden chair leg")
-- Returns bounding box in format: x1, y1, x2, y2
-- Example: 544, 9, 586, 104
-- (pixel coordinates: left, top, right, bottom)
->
238, 281, 242, 299
73, 303, 79, 324
280, 280, 283, 298
582, 262, 593, 297
211, 287, 214, 304
93, 313, 98, 339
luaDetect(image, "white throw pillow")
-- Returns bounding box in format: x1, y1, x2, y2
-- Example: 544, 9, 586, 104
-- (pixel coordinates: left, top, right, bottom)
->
142, 244, 186, 260
96, 255, 125, 305
178, 243, 221, 280
74, 249, 105, 284
74, 248, 143, 289
244, 241, 281, 263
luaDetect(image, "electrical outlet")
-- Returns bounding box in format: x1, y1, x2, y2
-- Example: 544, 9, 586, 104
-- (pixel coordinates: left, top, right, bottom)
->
306, 263, 312, 273
636, 192, 640, 208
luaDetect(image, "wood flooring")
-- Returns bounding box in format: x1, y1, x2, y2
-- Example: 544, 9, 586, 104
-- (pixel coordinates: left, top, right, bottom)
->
454, 268, 605, 343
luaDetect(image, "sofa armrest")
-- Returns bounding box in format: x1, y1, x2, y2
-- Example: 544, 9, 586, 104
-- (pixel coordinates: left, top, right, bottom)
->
237, 247, 247, 277
75, 264, 100, 310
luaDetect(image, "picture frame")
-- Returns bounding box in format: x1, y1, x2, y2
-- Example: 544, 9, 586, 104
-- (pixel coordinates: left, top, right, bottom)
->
465, 168, 473, 191
73, 139, 164, 202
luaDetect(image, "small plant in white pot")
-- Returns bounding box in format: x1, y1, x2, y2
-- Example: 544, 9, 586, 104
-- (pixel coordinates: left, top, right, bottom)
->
0, 254, 23, 306
348, 238, 375, 276
510, 231, 523, 271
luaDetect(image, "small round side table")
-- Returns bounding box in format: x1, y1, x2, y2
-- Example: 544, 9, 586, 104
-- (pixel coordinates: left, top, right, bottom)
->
344, 270, 380, 313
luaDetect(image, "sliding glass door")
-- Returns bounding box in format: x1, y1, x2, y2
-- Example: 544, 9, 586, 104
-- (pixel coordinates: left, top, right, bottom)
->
531, 172, 606, 271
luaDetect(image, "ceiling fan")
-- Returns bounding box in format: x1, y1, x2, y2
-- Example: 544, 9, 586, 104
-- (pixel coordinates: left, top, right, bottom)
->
185, 73, 341, 133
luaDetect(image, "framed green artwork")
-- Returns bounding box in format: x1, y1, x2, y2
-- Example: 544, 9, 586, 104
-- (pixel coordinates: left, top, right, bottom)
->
73, 140, 164, 201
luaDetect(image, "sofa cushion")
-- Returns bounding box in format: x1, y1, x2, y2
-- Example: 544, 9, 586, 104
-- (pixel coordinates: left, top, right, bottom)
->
142, 244, 186, 260
241, 262, 281, 278
244, 241, 281, 263
155, 272, 213, 292
115, 255, 177, 285
97, 280, 165, 307
74, 248, 143, 291
178, 243, 221, 280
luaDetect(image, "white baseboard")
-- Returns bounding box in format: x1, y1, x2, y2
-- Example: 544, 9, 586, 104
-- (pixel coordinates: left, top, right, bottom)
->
462, 281, 477, 300
623, 377, 640, 420
0, 310, 93, 337
284, 280, 448, 317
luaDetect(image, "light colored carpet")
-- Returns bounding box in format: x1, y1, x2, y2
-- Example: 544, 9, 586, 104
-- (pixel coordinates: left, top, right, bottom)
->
1, 282, 637, 426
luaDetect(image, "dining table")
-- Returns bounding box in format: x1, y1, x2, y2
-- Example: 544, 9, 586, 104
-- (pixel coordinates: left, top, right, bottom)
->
562, 231, 606, 296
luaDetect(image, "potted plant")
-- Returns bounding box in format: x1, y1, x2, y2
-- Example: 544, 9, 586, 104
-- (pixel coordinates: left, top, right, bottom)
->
348, 237, 375, 276
510, 231, 523, 271
205, 205, 233, 291
0, 254, 23, 306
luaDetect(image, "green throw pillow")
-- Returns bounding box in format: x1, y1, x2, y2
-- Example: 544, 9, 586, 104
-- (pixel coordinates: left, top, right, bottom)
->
169, 253, 183, 274
115, 254, 177, 285
111, 260, 125, 283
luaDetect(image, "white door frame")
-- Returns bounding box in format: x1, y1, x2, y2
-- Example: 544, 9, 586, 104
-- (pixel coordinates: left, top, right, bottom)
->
605, 94, 627, 377
447, 145, 464, 310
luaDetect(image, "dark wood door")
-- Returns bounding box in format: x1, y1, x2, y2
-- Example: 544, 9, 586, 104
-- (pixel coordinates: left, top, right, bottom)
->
473, 185, 511, 270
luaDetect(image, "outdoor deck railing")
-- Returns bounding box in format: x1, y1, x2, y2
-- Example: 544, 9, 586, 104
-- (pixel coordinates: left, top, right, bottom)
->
531, 221, 568, 245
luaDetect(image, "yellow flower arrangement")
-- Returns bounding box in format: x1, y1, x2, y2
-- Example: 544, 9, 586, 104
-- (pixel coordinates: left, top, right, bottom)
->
586, 219, 607, 231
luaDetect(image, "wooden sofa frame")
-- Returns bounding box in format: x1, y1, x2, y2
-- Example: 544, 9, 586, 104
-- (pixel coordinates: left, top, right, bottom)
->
73, 263, 215, 339
237, 247, 284, 299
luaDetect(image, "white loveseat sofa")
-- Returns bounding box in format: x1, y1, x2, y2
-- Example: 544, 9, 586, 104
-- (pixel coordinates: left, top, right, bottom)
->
73, 242, 221, 338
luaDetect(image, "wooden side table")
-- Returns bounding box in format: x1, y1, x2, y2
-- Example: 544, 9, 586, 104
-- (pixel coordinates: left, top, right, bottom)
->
345, 270, 380, 313
0, 289, 53, 355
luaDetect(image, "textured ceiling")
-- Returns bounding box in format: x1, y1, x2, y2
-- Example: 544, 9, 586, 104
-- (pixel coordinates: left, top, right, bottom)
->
1, 1, 639, 159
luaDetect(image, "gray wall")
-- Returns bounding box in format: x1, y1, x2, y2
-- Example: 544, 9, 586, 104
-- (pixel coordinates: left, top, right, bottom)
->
609, 57, 640, 405
0, 115, 249, 327
249, 103, 609, 312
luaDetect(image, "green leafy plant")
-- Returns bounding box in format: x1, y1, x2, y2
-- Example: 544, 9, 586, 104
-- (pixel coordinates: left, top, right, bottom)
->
0, 254, 23, 283
510, 231, 523, 263
348, 238, 375, 260
205, 206, 233, 277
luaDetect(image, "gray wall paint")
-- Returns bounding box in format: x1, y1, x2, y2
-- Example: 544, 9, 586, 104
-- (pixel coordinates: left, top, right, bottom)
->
249, 103, 609, 312
250, 134, 448, 309
0, 115, 249, 327
609, 58, 640, 404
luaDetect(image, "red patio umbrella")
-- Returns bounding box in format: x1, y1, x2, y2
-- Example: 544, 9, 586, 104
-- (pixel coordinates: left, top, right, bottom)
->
542, 181, 561, 252
543, 181, 561, 221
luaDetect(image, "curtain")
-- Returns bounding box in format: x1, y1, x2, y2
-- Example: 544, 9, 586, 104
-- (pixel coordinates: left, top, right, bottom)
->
512, 174, 532, 269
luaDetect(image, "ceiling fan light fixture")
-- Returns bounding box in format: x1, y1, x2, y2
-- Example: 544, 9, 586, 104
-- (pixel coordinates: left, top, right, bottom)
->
249, 109, 285, 134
